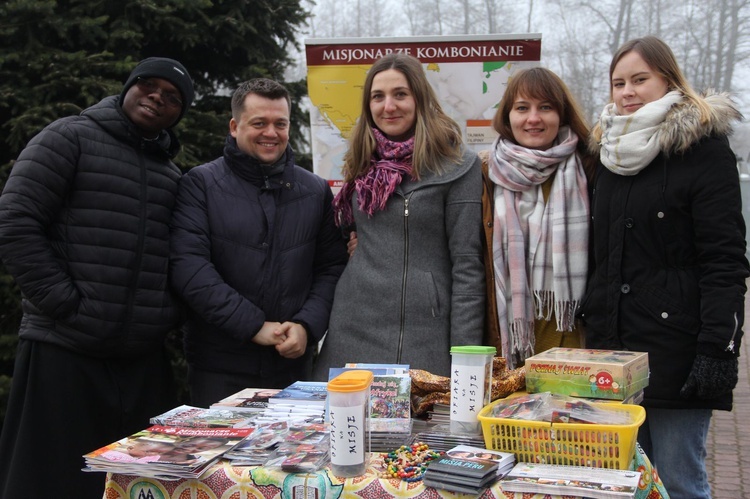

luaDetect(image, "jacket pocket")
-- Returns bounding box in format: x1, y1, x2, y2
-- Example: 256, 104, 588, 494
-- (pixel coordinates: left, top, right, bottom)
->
632, 283, 701, 336
413, 270, 441, 318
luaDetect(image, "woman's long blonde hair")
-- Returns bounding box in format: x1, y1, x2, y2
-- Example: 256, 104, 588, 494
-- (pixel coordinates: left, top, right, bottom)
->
341, 53, 463, 182
591, 35, 711, 143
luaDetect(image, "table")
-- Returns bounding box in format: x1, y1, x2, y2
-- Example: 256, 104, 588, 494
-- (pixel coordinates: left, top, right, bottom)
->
102, 444, 668, 499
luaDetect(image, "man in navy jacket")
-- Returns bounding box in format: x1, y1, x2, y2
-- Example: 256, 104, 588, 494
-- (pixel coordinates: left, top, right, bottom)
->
170, 78, 347, 406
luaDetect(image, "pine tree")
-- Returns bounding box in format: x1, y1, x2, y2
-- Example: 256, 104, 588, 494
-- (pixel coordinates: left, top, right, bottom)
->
0, 0, 310, 430
0, 0, 309, 169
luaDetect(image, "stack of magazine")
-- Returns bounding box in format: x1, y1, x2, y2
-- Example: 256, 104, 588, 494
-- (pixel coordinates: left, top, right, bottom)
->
210, 387, 282, 413
424, 444, 514, 494
369, 418, 413, 452
410, 420, 486, 452
266, 422, 330, 473
425, 403, 450, 425
82, 425, 251, 480
149, 405, 256, 428
224, 421, 330, 472
500, 463, 641, 498
223, 421, 291, 466
257, 381, 328, 424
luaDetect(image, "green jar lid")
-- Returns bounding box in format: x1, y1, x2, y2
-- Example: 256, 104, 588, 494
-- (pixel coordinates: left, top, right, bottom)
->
450, 345, 497, 354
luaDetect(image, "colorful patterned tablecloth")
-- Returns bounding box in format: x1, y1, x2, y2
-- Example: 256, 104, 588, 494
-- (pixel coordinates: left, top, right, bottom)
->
102, 445, 668, 499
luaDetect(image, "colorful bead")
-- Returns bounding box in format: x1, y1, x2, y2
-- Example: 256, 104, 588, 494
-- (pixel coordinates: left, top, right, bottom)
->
379, 442, 444, 481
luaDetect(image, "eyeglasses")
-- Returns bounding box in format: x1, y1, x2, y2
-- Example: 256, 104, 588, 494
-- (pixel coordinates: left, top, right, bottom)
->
135, 77, 183, 109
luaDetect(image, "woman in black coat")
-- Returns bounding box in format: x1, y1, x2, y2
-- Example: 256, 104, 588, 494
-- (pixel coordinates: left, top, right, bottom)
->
581, 36, 748, 499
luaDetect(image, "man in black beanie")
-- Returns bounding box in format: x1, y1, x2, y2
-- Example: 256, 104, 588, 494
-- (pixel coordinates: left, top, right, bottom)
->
0, 57, 194, 498
120, 56, 195, 127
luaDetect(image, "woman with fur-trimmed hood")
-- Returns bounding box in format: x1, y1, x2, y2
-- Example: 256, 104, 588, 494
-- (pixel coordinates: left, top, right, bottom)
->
580, 36, 748, 499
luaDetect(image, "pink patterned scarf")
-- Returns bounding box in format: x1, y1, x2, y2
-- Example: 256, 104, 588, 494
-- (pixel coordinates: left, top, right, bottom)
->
333, 128, 415, 227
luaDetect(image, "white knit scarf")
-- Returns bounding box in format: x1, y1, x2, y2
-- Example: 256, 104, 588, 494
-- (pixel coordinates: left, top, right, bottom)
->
488, 126, 589, 368
598, 90, 683, 175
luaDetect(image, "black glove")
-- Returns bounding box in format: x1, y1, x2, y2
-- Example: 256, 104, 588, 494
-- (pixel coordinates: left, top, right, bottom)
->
679, 354, 739, 399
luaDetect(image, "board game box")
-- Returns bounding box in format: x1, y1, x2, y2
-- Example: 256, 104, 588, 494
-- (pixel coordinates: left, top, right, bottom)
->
524, 348, 649, 401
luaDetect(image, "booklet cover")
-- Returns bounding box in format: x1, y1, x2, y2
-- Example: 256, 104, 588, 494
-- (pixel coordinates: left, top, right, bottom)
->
269, 381, 328, 407
268, 441, 331, 473
223, 421, 290, 466
443, 444, 515, 475
150, 405, 256, 428
210, 388, 282, 411
500, 463, 641, 499
425, 454, 499, 479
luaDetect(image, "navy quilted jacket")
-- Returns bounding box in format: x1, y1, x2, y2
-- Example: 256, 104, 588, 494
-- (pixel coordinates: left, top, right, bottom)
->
169, 137, 347, 379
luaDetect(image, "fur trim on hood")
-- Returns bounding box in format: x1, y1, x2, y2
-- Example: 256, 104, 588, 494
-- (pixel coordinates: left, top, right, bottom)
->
589, 90, 742, 156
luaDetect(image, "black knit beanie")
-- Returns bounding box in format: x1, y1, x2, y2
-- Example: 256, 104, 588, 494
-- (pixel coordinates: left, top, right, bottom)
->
120, 57, 195, 126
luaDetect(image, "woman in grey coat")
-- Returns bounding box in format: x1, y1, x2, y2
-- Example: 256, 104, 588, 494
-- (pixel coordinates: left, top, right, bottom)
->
313, 53, 485, 379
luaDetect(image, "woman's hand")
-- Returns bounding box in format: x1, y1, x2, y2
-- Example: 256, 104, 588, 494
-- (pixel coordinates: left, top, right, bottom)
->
347, 231, 358, 258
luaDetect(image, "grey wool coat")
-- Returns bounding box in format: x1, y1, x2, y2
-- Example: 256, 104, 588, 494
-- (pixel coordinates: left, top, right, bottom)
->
313, 149, 486, 379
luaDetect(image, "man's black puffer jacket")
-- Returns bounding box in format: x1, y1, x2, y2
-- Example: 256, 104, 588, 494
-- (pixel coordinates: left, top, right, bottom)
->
0, 96, 183, 357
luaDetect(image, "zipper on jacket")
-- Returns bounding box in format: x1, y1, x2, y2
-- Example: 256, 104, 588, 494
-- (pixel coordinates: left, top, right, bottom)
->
726, 312, 739, 353
397, 195, 412, 363
123, 149, 149, 336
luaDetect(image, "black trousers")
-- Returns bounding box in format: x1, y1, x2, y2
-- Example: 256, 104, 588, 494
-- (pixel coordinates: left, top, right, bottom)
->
0, 339, 176, 499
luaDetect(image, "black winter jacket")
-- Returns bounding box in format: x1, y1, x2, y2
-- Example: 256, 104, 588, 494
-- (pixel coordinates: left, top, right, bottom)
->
0, 96, 183, 357
169, 137, 347, 381
581, 93, 749, 411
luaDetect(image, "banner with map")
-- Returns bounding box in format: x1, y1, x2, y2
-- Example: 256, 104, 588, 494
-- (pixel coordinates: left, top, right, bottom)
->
304, 34, 542, 189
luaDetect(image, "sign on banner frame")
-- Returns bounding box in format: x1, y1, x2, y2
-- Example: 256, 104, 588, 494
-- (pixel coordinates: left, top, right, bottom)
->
304, 34, 543, 190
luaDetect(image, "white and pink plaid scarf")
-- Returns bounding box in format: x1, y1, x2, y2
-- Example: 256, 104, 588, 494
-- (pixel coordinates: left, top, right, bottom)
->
488, 126, 589, 368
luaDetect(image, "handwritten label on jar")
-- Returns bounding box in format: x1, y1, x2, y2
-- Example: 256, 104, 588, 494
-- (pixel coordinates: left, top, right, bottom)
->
329, 405, 364, 465
451, 364, 486, 422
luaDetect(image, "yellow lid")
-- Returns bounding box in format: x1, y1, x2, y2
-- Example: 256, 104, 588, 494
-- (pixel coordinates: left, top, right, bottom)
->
327, 370, 374, 392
